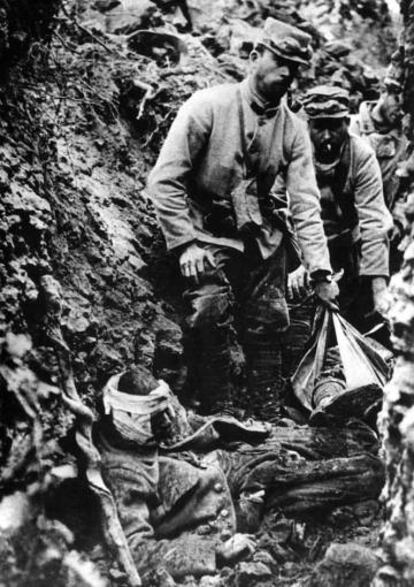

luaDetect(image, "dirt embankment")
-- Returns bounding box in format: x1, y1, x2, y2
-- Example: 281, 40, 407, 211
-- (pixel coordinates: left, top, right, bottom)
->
0, 0, 397, 584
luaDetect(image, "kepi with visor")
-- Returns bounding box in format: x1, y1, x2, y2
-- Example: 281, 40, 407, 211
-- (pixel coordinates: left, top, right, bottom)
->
257, 17, 313, 68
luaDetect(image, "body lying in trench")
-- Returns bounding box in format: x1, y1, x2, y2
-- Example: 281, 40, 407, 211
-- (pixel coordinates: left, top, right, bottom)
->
95, 365, 384, 581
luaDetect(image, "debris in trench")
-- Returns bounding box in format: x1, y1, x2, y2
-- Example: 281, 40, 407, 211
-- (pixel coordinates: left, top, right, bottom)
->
309, 542, 382, 587
127, 30, 189, 67
0, 512, 107, 587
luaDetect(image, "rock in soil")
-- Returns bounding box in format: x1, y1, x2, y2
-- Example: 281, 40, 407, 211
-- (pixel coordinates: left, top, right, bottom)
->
309, 542, 382, 587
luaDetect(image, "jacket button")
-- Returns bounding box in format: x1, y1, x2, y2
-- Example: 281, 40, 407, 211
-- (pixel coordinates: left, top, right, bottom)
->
220, 509, 229, 518
221, 529, 232, 540
197, 524, 212, 535
214, 483, 223, 493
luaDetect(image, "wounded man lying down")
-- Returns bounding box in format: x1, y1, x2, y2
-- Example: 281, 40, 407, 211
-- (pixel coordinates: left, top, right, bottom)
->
95, 366, 384, 581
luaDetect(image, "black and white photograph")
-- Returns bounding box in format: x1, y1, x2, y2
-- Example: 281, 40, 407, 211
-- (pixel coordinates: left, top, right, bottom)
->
0, 0, 412, 585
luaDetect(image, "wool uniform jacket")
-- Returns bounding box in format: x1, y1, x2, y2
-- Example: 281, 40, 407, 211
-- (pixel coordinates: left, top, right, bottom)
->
147, 78, 332, 276
97, 405, 269, 580
350, 101, 408, 213
274, 132, 392, 278
320, 133, 392, 278
99, 433, 236, 579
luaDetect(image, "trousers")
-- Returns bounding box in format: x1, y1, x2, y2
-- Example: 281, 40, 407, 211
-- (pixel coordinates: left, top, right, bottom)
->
182, 240, 289, 417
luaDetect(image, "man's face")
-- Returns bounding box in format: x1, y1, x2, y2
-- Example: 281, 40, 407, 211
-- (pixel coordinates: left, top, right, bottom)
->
381, 89, 403, 126
251, 48, 298, 102
151, 404, 175, 443
309, 117, 349, 162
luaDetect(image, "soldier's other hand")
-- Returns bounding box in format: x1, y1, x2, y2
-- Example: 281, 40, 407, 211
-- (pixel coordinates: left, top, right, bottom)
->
179, 243, 216, 283
287, 265, 309, 300
313, 280, 339, 310
217, 533, 256, 565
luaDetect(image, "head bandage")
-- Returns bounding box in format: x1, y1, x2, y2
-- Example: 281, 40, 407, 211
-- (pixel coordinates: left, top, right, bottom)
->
102, 373, 172, 446
103, 373, 171, 416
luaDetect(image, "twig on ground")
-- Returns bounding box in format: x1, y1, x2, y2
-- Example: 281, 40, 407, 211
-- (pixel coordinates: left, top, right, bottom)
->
132, 79, 156, 120
60, 2, 122, 57
76, 22, 116, 55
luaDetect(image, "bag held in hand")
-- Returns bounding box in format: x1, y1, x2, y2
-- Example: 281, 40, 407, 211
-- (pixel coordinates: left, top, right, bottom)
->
291, 307, 391, 412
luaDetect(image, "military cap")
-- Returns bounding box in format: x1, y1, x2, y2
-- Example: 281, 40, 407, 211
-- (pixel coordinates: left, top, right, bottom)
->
302, 85, 350, 119
257, 17, 313, 67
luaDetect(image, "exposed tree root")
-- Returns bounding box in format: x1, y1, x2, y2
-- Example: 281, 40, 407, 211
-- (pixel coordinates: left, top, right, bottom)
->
39, 274, 141, 587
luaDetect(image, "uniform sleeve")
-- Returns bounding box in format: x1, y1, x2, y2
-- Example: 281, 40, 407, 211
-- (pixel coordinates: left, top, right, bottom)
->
353, 147, 392, 277
286, 124, 332, 275
147, 94, 212, 252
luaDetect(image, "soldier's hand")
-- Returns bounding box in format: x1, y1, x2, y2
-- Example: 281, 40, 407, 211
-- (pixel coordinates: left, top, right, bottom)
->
287, 265, 310, 300
179, 243, 216, 283
217, 533, 256, 565
313, 280, 339, 310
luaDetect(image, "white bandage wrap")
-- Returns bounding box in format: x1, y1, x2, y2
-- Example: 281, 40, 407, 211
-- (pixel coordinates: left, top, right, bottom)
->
103, 373, 171, 416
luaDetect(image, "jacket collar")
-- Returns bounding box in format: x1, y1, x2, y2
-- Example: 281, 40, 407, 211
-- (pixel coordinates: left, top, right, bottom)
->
240, 77, 281, 118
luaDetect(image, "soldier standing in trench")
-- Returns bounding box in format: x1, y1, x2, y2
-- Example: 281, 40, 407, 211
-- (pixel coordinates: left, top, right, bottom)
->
350, 58, 408, 273
283, 86, 392, 378
148, 18, 338, 419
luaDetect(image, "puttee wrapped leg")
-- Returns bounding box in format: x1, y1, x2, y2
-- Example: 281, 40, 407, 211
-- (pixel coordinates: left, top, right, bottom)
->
183, 265, 239, 415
